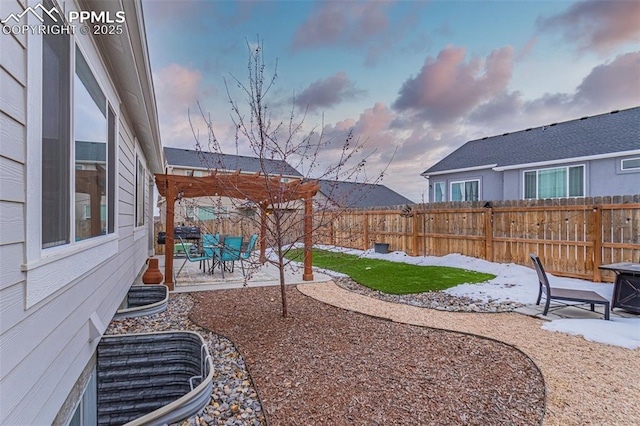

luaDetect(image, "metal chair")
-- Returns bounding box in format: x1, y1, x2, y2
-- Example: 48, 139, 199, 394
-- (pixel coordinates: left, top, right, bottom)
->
239, 234, 259, 276
214, 236, 243, 278
175, 236, 213, 280
202, 234, 220, 272
530, 253, 610, 320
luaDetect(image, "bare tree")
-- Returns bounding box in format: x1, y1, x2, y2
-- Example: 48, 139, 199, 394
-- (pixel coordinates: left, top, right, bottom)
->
188, 38, 392, 317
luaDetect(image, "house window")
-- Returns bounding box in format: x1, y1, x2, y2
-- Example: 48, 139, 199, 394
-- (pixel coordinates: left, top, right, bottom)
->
136, 157, 146, 227
41, 15, 71, 248
433, 182, 445, 203
67, 368, 97, 426
197, 206, 228, 221
75, 46, 108, 241
621, 157, 640, 171
450, 180, 479, 201
524, 165, 584, 199
185, 206, 195, 221
41, 14, 115, 248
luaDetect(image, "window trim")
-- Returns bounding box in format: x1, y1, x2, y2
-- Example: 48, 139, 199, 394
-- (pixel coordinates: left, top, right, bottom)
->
23, 16, 121, 307
135, 152, 147, 228
522, 164, 585, 199
433, 181, 445, 203
449, 179, 480, 202
621, 157, 640, 171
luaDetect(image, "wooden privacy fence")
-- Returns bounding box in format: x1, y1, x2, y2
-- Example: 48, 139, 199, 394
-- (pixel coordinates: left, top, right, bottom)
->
316, 196, 640, 283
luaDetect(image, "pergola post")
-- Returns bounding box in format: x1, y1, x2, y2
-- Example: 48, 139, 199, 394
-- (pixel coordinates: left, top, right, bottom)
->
164, 183, 175, 291
303, 196, 314, 281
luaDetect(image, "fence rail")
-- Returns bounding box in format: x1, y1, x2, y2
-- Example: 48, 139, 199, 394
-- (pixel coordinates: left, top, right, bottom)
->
315, 196, 640, 283
155, 196, 640, 283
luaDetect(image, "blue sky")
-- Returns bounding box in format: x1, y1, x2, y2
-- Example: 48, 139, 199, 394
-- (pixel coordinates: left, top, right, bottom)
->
143, 0, 640, 202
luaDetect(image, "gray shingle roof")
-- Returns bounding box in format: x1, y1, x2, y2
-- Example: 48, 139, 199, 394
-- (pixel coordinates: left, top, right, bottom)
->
423, 107, 640, 175
318, 179, 414, 208
164, 147, 302, 177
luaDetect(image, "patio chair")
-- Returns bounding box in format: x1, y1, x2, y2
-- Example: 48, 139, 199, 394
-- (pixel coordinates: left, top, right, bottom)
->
239, 234, 259, 276
214, 236, 243, 278
202, 234, 220, 272
530, 253, 610, 320
175, 237, 213, 281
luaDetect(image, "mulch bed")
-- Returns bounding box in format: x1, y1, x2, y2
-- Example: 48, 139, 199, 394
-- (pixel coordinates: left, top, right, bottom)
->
189, 285, 545, 425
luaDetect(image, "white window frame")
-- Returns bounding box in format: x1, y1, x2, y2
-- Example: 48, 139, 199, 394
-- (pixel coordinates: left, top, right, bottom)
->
433, 181, 445, 203
523, 164, 585, 199
449, 179, 480, 202
67, 367, 97, 426
23, 10, 120, 308
621, 157, 640, 171
135, 153, 147, 228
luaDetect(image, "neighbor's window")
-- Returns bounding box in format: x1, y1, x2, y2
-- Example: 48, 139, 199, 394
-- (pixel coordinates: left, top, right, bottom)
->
433, 182, 445, 203
185, 206, 195, 221
136, 156, 146, 227
524, 165, 584, 199
197, 206, 228, 220
450, 180, 479, 201
621, 157, 640, 171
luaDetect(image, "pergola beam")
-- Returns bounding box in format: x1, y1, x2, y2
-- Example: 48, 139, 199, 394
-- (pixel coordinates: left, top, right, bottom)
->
155, 173, 319, 290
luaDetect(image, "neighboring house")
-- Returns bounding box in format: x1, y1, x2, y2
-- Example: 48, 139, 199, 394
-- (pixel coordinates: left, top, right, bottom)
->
160, 147, 303, 225
0, 1, 163, 425
422, 107, 640, 203
316, 179, 415, 209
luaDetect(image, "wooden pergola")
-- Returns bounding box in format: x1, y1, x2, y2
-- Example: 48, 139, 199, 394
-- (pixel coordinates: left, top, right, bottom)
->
155, 172, 320, 290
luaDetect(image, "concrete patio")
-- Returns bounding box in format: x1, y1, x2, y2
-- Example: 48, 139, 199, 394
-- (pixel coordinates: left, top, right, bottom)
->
514, 301, 637, 320
148, 254, 332, 293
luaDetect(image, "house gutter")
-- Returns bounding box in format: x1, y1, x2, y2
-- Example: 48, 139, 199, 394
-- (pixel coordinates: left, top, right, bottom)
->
84, 0, 164, 174
492, 149, 640, 171
421, 164, 498, 179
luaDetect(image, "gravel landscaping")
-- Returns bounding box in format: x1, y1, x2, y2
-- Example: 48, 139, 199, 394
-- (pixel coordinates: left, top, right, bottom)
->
333, 276, 525, 312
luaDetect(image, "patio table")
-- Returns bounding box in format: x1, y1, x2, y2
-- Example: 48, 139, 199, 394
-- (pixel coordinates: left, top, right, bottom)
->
598, 263, 640, 314
204, 235, 243, 275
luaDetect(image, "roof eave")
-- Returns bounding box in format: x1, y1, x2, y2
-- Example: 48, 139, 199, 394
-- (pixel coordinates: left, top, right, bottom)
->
492, 149, 640, 171
421, 164, 498, 179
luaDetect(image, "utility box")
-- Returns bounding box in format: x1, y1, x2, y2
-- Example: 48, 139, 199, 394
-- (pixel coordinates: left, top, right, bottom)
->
374, 242, 389, 254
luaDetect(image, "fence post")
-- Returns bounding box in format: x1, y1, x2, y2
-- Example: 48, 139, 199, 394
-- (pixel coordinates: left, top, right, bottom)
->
363, 212, 369, 250
329, 219, 335, 246
484, 207, 493, 262
412, 212, 419, 256
592, 206, 602, 282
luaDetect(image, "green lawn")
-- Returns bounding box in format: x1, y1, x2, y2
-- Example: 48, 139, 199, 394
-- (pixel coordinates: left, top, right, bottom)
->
286, 249, 496, 294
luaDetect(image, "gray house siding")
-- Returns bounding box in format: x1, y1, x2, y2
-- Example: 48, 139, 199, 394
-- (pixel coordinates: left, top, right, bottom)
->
502, 169, 519, 200
424, 108, 640, 202
597, 155, 640, 196
429, 154, 640, 203
0, 1, 161, 424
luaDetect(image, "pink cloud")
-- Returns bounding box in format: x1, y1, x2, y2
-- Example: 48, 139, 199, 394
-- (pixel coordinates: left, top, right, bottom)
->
295, 72, 364, 111
291, 1, 392, 51
538, 0, 640, 54
392, 46, 514, 124
516, 37, 538, 62
574, 52, 640, 110
154, 63, 203, 109
153, 64, 206, 145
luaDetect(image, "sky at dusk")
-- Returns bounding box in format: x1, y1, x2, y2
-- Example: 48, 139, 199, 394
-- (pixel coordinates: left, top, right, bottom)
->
142, 0, 640, 203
